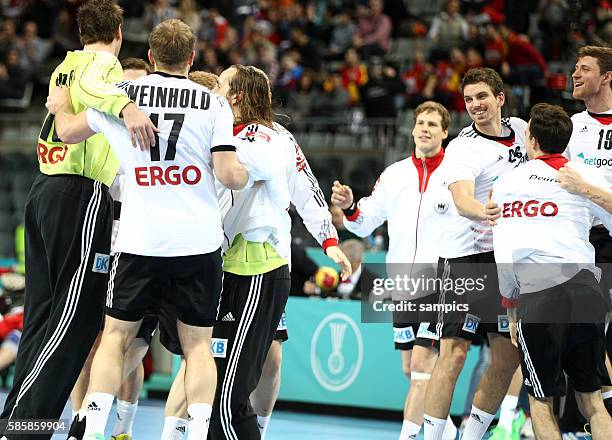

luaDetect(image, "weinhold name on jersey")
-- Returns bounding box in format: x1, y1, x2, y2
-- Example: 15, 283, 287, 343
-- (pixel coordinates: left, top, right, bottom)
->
134, 164, 202, 186
502, 200, 559, 218
121, 84, 211, 111
38, 143, 68, 164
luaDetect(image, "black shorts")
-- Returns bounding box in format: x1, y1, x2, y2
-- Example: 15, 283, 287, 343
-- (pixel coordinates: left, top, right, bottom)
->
392, 296, 439, 350
517, 270, 611, 398
274, 311, 288, 342
106, 250, 223, 327
435, 252, 510, 341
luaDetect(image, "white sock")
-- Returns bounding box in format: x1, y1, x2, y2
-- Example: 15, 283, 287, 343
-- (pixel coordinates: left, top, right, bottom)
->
423, 414, 447, 440
82, 392, 114, 438
498, 395, 518, 432
603, 390, 612, 400
462, 406, 495, 440
257, 415, 271, 439
112, 399, 138, 436
161, 416, 188, 440
442, 415, 457, 440
399, 420, 421, 439
187, 403, 212, 440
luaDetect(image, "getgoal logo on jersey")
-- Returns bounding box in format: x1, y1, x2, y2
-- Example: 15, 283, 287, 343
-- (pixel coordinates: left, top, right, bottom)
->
576, 152, 612, 168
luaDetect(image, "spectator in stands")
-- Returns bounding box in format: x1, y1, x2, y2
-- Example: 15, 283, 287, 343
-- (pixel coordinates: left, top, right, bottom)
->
286, 69, 318, 122
176, 0, 201, 36
359, 60, 404, 119
252, 41, 279, 85
194, 45, 223, 76
0, 19, 17, 62
242, 20, 277, 66
316, 70, 350, 118
402, 52, 430, 108
217, 26, 240, 64
329, 239, 376, 300
289, 25, 322, 71
340, 47, 369, 107
327, 9, 356, 60
424, 47, 467, 111
51, 8, 79, 57
537, 0, 568, 61
428, 0, 469, 61
143, 0, 177, 32
483, 23, 507, 70
353, 0, 392, 59
207, 7, 230, 49
276, 50, 304, 97
499, 24, 548, 86
465, 47, 484, 69
0, 49, 30, 99
16, 21, 47, 74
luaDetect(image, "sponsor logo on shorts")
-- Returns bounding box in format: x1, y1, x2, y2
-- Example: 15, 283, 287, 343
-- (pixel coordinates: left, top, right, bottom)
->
277, 312, 287, 331
92, 253, 110, 274
524, 377, 532, 387
497, 315, 510, 333
211, 338, 228, 358
417, 322, 439, 340
221, 312, 235, 322
393, 326, 415, 344
462, 313, 481, 334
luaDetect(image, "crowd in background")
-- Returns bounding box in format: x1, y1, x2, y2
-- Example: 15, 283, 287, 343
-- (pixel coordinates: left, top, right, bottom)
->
1, 0, 611, 117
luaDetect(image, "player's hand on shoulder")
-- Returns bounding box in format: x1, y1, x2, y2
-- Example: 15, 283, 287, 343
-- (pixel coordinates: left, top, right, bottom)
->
558, 165, 586, 194
46, 86, 72, 115
331, 180, 354, 210
121, 102, 159, 151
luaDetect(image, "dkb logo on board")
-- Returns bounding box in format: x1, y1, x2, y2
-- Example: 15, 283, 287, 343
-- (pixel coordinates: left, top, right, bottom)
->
310, 313, 363, 392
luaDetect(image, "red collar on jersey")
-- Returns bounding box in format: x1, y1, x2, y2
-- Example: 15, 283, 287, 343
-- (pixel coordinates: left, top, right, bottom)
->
411, 148, 445, 192
587, 111, 612, 125
233, 124, 248, 136
536, 153, 568, 170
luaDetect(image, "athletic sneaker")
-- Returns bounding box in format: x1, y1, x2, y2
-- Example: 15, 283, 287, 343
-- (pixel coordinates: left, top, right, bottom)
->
488, 408, 526, 440
520, 416, 535, 440
512, 409, 526, 437
111, 435, 131, 440
67, 415, 86, 440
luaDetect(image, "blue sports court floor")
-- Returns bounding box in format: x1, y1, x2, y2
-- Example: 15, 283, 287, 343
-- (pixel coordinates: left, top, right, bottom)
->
0, 392, 403, 439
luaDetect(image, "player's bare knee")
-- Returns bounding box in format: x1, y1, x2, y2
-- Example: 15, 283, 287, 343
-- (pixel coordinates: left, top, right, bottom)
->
575, 391, 605, 420
439, 340, 468, 373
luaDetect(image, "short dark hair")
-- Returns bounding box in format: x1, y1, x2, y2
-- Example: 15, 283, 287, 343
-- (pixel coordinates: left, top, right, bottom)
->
121, 58, 151, 74
578, 46, 612, 75
461, 67, 504, 97
578, 45, 612, 89
529, 103, 573, 154
77, 0, 123, 46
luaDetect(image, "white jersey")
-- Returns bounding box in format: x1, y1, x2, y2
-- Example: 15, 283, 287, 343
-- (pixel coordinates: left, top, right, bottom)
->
86, 72, 235, 256
566, 110, 612, 185
440, 117, 528, 258
221, 123, 338, 263
343, 149, 453, 265
492, 155, 612, 306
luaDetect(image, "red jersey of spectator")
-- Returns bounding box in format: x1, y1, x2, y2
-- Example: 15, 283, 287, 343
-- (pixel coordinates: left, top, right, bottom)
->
0, 308, 23, 339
